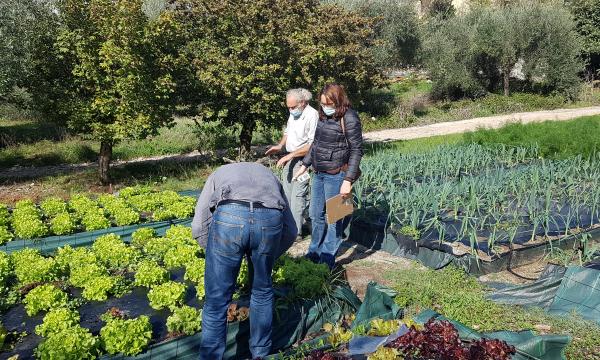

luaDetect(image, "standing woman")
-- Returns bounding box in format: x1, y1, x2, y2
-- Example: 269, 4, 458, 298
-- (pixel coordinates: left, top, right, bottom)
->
293, 83, 363, 269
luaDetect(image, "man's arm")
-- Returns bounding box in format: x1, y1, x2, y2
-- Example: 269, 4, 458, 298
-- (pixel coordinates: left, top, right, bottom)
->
191, 174, 216, 249
265, 134, 287, 156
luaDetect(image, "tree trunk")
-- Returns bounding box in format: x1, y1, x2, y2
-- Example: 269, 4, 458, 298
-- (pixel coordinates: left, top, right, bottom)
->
238, 122, 254, 161
503, 68, 510, 97
99, 141, 113, 185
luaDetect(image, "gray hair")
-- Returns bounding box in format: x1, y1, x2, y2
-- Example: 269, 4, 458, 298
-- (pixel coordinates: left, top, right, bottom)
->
286, 88, 312, 102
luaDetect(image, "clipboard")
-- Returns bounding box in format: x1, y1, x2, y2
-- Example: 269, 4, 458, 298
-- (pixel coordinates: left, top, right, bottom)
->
326, 194, 354, 225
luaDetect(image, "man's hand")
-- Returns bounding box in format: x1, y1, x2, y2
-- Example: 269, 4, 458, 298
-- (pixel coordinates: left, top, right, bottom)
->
340, 180, 352, 199
265, 144, 283, 156
276, 154, 293, 168
292, 165, 308, 181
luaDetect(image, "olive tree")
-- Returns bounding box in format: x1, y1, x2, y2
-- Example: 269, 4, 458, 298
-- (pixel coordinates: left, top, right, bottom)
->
423, 1, 583, 99
30, 0, 181, 183
177, 0, 381, 159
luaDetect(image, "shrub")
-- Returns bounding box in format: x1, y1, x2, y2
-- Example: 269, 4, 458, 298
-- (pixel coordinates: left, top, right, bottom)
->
134, 260, 168, 288
11, 248, 58, 285
23, 284, 69, 316
35, 308, 80, 337
148, 281, 186, 310
35, 325, 100, 360
100, 315, 152, 356
166, 305, 202, 335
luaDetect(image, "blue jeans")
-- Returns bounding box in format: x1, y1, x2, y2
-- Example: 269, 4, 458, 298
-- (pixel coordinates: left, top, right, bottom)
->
307, 171, 346, 262
200, 204, 283, 360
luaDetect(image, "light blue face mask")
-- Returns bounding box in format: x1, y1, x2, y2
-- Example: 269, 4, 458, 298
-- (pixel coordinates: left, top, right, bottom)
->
290, 107, 303, 119
322, 105, 336, 117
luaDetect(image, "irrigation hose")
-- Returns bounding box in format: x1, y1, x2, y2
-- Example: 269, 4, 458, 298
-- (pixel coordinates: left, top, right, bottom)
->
506, 243, 539, 281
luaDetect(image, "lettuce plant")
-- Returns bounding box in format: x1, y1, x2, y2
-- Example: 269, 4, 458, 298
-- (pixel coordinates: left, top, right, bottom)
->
100, 315, 152, 356
23, 284, 69, 316
131, 227, 156, 249
92, 234, 138, 269
0, 225, 13, 245
35, 308, 80, 337
40, 197, 68, 217
11, 248, 59, 285
148, 281, 186, 310
167, 305, 202, 335
134, 260, 168, 288
50, 212, 76, 235
35, 325, 99, 360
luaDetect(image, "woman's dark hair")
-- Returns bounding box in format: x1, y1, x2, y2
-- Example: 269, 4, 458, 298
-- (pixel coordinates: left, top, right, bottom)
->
318, 83, 351, 120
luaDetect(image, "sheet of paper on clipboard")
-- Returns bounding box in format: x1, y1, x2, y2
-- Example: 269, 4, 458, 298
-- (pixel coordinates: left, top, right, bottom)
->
326, 194, 354, 225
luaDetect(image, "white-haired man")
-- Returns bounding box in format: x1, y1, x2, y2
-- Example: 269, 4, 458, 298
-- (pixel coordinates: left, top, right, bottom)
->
265, 88, 318, 239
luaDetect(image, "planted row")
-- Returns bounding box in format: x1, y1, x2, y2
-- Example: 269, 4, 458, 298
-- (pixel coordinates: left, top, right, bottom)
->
0, 186, 196, 243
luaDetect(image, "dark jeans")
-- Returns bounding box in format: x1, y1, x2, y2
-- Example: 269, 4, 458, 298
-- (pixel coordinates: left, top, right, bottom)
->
307, 171, 346, 266
200, 204, 283, 360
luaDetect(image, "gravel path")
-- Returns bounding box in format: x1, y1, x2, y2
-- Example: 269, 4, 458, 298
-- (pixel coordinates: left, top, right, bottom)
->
363, 106, 600, 142
2, 106, 600, 181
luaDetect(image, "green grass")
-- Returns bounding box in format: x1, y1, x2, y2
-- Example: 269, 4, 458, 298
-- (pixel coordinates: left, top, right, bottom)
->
387, 266, 600, 359
359, 80, 600, 133
465, 115, 600, 159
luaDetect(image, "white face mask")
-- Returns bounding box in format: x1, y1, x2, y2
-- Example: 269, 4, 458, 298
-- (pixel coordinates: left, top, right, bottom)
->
290, 107, 303, 119
322, 105, 336, 116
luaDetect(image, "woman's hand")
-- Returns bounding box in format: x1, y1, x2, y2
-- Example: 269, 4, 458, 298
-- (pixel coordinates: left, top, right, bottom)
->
292, 165, 308, 181
340, 180, 352, 199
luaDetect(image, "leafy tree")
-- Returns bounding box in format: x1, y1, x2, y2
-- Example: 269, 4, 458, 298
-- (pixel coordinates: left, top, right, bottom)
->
329, 0, 421, 69
30, 0, 181, 183
176, 0, 381, 158
568, 0, 600, 74
0, 0, 56, 104
423, 1, 583, 99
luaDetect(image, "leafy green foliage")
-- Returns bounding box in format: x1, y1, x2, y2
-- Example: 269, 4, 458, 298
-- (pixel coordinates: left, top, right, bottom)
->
423, 2, 583, 99
92, 234, 139, 269
177, 0, 381, 156
30, 0, 179, 183
166, 305, 202, 335
11, 248, 59, 285
11, 199, 48, 239
134, 260, 168, 288
81, 275, 117, 301
0, 251, 11, 288
40, 197, 68, 217
569, 0, 600, 69
399, 226, 421, 241
81, 208, 111, 231
23, 284, 69, 316
164, 244, 199, 270
69, 262, 107, 288
98, 194, 140, 226
35, 325, 100, 360
184, 258, 205, 284
0, 203, 10, 226
148, 281, 186, 310
273, 256, 330, 299
50, 212, 76, 235
100, 315, 152, 356
367, 319, 400, 336
35, 308, 80, 337
0, 226, 13, 245
131, 227, 156, 249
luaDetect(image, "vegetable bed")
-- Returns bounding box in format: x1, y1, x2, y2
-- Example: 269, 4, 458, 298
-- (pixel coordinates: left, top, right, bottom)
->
0, 186, 196, 245
353, 144, 600, 264
0, 225, 343, 360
